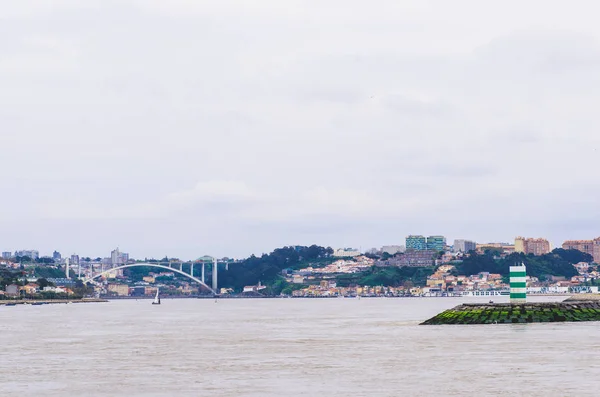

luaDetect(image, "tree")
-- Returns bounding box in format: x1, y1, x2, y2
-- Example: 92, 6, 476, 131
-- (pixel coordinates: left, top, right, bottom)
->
218, 245, 336, 293
551, 248, 593, 264
36, 278, 53, 289
454, 251, 578, 279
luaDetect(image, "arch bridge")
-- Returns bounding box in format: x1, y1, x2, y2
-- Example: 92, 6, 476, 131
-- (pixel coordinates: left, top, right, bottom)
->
83, 262, 216, 295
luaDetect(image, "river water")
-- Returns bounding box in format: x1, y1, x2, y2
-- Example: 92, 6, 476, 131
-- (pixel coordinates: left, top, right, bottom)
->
1, 296, 599, 396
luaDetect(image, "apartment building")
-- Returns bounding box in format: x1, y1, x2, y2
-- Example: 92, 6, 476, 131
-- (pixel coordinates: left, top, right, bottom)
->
515, 237, 551, 256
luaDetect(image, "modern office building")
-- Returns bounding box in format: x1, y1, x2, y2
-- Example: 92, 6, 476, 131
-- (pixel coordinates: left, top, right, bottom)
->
70, 254, 80, 266
515, 237, 551, 256
53, 251, 62, 261
453, 239, 477, 253
406, 235, 427, 251
2, 252, 11, 259
426, 236, 447, 251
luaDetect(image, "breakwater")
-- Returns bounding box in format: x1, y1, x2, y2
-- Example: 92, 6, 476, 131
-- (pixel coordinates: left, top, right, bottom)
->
421, 300, 600, 325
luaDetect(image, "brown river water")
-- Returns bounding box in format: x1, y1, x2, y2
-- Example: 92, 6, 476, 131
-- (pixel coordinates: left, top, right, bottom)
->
1, 296, 599, 396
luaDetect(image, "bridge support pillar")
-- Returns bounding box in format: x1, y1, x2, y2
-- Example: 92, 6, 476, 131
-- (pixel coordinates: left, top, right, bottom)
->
190, 263, 194, 278
65, 258, 71, 280
202, 263, 205, 283
212, 258, 218, 294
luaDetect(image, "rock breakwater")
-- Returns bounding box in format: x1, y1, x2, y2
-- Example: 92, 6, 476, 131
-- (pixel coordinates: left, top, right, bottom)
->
421, 301, 600, 325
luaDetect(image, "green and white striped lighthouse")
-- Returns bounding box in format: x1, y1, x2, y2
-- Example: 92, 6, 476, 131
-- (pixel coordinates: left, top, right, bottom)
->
510, 263, 527, 303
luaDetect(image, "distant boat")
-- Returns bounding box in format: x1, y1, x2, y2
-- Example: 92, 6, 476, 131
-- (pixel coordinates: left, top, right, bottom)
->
152, 288, 161, 305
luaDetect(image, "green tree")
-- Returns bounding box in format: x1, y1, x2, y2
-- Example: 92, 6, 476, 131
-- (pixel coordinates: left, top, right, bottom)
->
36, 278, 54, 289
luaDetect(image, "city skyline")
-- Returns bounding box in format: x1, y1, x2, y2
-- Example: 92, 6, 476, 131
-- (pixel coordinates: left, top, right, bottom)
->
1, 233, 599, 261
2, 1, 600, 259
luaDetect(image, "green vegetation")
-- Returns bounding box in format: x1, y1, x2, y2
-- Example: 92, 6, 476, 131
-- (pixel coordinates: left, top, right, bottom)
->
0, 268, 23, 287
33, 266, 66, 279
219, 245, 334, 291
336, 266, 435, 288
123, 266, 158, 281
453, 249, 587, 280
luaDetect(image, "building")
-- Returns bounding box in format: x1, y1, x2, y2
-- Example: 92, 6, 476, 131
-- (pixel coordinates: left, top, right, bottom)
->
381, 245, 405, 255
562, 238, 600, 263
110, 248, 130, 265
53, 251, 62, 261
70, 254, 80, 266
111, 248, 123, 266
107, 284, 129, 296
130, 286, 146, 297
381, 250, 436, 267
143, 276, 156, 283
22, 283, 39, 295
2, 252, 11, 259
406, 235, 427, 251
145, 286, 158, 296
427, 236, 447, 251
515, 237, 551, 256
104, 268, 123, 279
333, 248, 361, 257
5, 284, 19, 296
453, 239, 477, 253
476, 243, 515, 254
14, 250, 39, 260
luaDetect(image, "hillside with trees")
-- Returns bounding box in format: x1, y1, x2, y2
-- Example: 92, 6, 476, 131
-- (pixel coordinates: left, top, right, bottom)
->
453, 249, 588, 280
219, 245, 334, 291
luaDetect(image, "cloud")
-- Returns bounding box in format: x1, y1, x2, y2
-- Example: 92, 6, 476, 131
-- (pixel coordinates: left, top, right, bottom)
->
2, 1, 600, 258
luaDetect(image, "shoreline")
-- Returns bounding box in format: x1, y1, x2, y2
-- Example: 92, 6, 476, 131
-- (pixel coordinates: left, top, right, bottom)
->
104, 294, 575, 300
0, 298, 107, 306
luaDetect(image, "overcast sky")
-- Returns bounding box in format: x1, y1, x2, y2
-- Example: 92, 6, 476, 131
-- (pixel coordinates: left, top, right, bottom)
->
2, 0, 600, 260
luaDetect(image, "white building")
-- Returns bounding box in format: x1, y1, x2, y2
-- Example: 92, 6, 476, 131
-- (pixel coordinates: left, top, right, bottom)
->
333, 248, 361, 257
15, 250, 39, 260
111, 248, 130, 266
111, 248, 122, 265
381, 245, 405, 255
453, 239, 477, 253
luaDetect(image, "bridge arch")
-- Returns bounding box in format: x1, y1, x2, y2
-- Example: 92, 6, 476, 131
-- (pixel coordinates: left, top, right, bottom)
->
83, 263, 216, 294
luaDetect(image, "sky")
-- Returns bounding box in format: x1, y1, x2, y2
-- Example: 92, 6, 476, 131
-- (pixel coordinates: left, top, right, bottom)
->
2, 0, 600, 260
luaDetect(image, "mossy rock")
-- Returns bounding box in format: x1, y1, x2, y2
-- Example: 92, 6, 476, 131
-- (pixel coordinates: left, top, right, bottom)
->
421, 302, 600, 325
